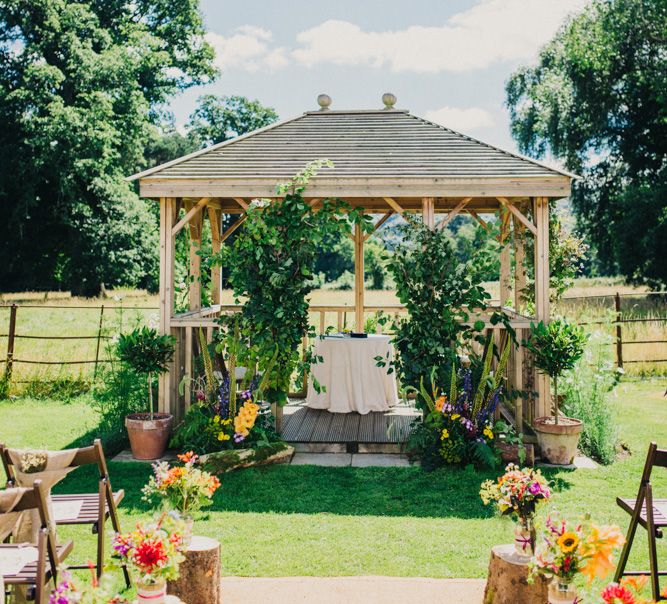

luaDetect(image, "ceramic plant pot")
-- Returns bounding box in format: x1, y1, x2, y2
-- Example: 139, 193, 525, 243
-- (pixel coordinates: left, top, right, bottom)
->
125, 413, 173, 460
533, 416, 583, 465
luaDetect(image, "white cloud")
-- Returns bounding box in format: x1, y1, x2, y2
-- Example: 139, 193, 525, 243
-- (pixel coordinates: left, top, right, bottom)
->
292, 0, 588, 73
424, 106, 495, 132
205, 27, 287, 73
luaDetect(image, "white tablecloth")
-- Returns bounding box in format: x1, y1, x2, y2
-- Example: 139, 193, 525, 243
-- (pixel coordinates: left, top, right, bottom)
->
306, 335, 399, 414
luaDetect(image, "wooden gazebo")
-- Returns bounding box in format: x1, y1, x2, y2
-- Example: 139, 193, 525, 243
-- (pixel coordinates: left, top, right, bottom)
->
129, 94, 572, 436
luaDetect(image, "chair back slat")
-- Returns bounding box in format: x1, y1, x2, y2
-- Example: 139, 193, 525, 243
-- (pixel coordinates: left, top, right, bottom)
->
652, 448, 667, 470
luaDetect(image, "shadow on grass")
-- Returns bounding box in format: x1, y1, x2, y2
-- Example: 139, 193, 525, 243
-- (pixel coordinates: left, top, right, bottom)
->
54, 461, 576, 520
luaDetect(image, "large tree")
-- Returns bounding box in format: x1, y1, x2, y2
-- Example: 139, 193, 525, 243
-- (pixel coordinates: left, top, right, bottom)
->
506, 0, 667, 288
187, 95, 279, 146
0, 0, 216, 295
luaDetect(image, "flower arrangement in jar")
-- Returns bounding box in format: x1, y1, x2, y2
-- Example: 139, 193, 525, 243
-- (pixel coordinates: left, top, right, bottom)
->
142, 452, 220, 542
111, 513, 186, 604
529, 513, 625, 603
480, 463, 551, 557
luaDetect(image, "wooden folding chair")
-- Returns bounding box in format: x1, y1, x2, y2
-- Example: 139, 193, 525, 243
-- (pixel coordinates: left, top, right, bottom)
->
0, 440, 129, 587
614, 442, 667, 601
1, 480, 73, 603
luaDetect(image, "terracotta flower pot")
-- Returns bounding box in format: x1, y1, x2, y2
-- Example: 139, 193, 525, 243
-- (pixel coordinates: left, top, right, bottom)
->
125, 413, 173, 460
533, 416, 583, 465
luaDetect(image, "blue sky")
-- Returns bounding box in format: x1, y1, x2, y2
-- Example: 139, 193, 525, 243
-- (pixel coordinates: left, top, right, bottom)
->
170, 0, 588, 153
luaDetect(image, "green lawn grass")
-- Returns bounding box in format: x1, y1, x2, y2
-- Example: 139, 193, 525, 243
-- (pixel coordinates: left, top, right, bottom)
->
1, 379, 666, 581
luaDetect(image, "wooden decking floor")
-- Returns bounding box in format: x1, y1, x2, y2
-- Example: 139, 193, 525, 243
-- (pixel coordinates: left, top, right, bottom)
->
282, 402, 419, 444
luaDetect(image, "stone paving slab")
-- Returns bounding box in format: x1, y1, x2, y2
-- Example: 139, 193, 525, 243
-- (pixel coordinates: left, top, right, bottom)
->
290, 453, 352, 467
219, 576, 485, 604
539, 455, 598, 470
290, 453, 412, 467
112, 449, 177, 463
351, 453, 411, 467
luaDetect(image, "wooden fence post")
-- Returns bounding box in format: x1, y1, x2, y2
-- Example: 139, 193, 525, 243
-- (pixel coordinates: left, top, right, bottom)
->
615, 292, 623, 369
93, 304, 105, 379
5, 304, 17, 387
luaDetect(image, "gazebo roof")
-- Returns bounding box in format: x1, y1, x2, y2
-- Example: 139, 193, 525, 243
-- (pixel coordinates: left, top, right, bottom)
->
131, 106, 573, 200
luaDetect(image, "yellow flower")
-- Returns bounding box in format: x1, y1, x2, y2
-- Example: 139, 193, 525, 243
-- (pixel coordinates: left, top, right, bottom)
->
557, 532, 580, 554
451, 413, 460, 420
440, 428, 450, 440
213, 416, 220, 424
217, 432, 230, 441
483, 427, 494, 440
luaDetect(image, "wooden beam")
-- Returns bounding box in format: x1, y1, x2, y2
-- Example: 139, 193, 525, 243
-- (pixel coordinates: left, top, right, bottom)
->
220, 215, 247, 244
438, 197, 472, 230
171, 197, 209, 236
158, 198, 177, 415
499, 205, 512, 307
497, 197, 537, 236
468, 209, 490, 231
354, 222, 365, 332
208, 207, 221, 305
188, 203, 203, 312
533, 196, 551, 417
140, 175, 572, 199
364, 210, 393, 241
422, 197, 435, 229
383, 197, 405, 215
513, 217, 527, 311
233, 197, 249, 211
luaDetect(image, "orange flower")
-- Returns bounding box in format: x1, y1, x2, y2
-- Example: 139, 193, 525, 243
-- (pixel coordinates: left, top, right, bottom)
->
620, 576, 647, 593
177, 451, 197, 464
434, 396, 446, 412
580, 524, 625, 582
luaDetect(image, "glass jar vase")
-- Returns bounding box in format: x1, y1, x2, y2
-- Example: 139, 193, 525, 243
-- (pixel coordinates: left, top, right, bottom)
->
548, 580, 578, 604
513, 516, 535, 558
136, 579, 167, 604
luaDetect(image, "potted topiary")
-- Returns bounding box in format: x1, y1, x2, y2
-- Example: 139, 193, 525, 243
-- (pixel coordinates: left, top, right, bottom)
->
524, 319, 588, 465
117, 327, 176, 460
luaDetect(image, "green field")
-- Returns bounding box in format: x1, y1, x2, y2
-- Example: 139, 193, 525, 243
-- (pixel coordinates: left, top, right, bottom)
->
0, 278, 665, 388
0, 379, 665, 583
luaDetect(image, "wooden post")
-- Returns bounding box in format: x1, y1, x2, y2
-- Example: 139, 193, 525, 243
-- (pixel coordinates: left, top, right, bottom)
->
184, 326, 193, 413
158, 198, 177, 415
188, 205, 203, 312
208, 208, 221, 305
513, 217, 527, 312
354, 221, 365, 332
499, 205, 512, 307
533, 197, 551, 417
93, 304, 105, 379
615, 292, 623, 369
422, 197, 435, 229
4, 304, 17, 387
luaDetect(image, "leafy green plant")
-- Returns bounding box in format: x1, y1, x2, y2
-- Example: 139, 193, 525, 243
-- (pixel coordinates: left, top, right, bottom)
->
523, 319, 588, 423
494, 420, 527, 465
116, 327, 175, 419
383, 217, 507, 399
211, 161, 372, 404
561, 332, 620, 464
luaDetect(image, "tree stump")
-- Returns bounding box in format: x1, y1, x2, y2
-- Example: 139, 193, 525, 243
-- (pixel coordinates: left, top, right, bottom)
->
483, 544, 548, 604
167, 536, 221, 604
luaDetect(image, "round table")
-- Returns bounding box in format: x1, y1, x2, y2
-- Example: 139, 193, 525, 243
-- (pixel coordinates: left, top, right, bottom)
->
305, 335, 399, 414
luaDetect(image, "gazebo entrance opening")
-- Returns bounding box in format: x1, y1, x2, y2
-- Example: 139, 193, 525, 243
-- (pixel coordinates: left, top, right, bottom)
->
129, 95, 572, 446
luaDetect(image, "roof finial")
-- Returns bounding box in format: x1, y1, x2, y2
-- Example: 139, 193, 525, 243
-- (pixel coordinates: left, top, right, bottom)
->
382, 92, 397, 109
317, 94, 332, 111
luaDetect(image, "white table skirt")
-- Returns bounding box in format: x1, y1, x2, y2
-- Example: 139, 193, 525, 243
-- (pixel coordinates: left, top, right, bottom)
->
306, 335, 399, 414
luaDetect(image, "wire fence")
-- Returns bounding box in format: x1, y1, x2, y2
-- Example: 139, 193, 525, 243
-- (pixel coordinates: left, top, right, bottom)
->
0, 291, 665, 388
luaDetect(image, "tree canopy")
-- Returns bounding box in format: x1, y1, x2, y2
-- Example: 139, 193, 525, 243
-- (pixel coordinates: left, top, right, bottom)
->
187, 95, 279, 147
0, 0, 216, 295
506, 0, 667, 288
